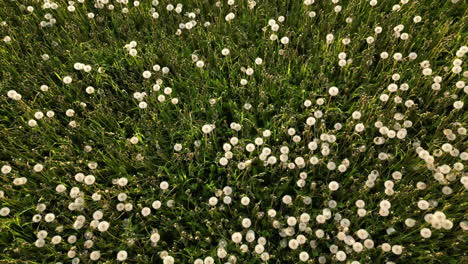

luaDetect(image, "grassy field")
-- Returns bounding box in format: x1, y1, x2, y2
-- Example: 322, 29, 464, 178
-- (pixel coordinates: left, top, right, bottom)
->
0, 0, 467, 263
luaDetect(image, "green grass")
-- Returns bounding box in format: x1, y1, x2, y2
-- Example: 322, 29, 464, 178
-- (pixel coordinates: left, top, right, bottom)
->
0, 0, 467, 263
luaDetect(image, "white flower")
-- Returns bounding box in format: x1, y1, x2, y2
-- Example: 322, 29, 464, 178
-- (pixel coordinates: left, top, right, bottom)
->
98, 221, 110, 232
196, 60, 205, 68
220, 196, 230, 204
225, 12, 235, 21
380, 200, 391, 209
85, 86, 95, 94
404, 218, 416, 227
129, 49, 137, 56
418, 200, 430, 210
83, 65, 92, 72
328, 181, 339, 191
141, 207, 151, 217
219, 157, 228, 166
208, 197, 218, 206
242, 218, 251, 228
202, 124, 213, 134
150, 232, 160, 243
164, 87, 172, 95
328, 86, 339, 96
413, 12, 422, 20
422, 68, 432, 76
92, 211, 103, 220
84, 175, 95, 185
453, 101, 463, 109
336, 251, 346, 261
90, 251, 101, 261
33, 163, 44, 172
282, 195, 292, 204
0, 207, 10, 216
232, 232, 242, 243
65, 109, 75, 117
420, 228, 432, 238
7, 90, 18, 99
393, 52, 403, 61
221, 48, 230, 56
1, 165, 12, 174
130, 136, 139, 144
44, 213, 55, 222
74, 62, 85, 71
28, 119, 38, 127
39, 84, 49, 92
286, 216, 297, 226
174, 143, 182, 151
51, 235, 62, 244
355, 200, 365, 208
240, 196, 250, 206
117, 250, 128, 261
288, 239, 299, 249
152, 200, 162, 209
34, 239, 45, 248
280, 36, 289, 44
391, 245, 403, 255
246, 143, 256, 152
364, 239, 374, 249
355, 123, 365, 132
143, 71, 152, 79
204, 257, 215, 264
117, 177, 128, 186
63, 76, 72, 84
69, 120, 78, 128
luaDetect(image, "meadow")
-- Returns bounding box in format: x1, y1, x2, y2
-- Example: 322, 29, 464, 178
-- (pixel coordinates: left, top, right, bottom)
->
0, 0, 467, 263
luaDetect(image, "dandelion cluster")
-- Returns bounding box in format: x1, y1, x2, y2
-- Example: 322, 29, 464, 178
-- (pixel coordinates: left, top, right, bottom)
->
0, 0, 466, 263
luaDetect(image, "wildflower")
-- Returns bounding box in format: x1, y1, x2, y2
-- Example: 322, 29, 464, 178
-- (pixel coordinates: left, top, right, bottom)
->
33, 164, 44, 172
0, 207, 10, 216
208, 197, 218, 206
329, 86, 339, 96
231, 232, 242, 243
280, 37, 289, 44
44, 213, 55, 222
420, 228, 432, 238
117, 250, 128, 261
222, 48, 230, 56
196, 61, 205, 68
328, 181, 339, 191
130, 136, 139, 144
1, 165, 11, 174
141, 207, 151, 217
142, 71, 152, 79
90, 251, 101, 261
63, 76, 73, 84
391, 245, 403, 255
202, 124, 213, 134
336, 251, 346, 261
174, 143, 182, 151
